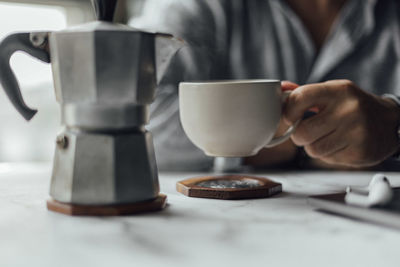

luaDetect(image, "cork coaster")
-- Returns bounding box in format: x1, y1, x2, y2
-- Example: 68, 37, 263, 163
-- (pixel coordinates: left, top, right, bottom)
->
177, 175, 282, 200
47, 194, 167, 216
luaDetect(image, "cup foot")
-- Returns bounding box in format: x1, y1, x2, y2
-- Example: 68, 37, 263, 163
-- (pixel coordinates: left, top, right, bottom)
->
205, 151, 258, 157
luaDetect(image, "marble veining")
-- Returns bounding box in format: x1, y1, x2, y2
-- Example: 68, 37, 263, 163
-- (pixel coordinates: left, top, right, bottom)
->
1, 163, 400, 267
196, 179, 261, 188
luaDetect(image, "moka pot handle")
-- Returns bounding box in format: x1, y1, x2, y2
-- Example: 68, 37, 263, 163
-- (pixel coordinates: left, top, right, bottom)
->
0, 32, 51, 121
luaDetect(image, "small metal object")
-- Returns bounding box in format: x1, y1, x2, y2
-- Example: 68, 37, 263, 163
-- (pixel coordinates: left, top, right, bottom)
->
213, 157, 244, 173
91, 0, 117, 22
56, 135, 68, 149
29, 32, 48, 49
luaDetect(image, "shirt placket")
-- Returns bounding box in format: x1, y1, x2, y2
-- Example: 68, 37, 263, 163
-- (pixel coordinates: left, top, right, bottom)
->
305, 0, 377, 83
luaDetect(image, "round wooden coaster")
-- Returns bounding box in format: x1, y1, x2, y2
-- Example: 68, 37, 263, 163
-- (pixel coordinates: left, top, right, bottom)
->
47, 194, 167, 216
176, 175, 282, 200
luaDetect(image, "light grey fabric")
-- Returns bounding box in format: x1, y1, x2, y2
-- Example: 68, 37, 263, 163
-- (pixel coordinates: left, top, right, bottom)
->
130, 0, 400, 171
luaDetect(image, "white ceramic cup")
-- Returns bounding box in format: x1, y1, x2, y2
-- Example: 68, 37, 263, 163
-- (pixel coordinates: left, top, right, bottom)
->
179, 79, 298, 157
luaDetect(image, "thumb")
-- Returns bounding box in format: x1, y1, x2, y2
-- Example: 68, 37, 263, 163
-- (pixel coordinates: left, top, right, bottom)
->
281, 81, 299, 91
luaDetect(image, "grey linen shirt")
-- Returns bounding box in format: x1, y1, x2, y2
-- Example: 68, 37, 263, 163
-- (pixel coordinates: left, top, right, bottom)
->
130, 0, 400, 171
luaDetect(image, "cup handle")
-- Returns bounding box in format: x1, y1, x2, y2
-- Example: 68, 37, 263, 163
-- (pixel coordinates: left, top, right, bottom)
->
265, 90, 300, 148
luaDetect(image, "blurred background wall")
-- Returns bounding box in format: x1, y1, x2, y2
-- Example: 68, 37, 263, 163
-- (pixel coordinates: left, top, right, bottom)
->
0, 0, 144, 162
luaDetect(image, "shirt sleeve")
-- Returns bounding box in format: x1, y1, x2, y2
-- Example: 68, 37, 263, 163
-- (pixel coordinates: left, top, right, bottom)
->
129, 0, 228, 171
382, 94, 400, 107
382, 94, 400, 161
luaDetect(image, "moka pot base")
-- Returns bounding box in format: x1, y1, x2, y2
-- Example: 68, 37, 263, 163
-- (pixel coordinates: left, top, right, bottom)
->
47, 194, 167, 216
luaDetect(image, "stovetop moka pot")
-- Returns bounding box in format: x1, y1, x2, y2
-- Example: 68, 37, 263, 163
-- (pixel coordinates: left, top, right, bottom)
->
0, 0, 182, 207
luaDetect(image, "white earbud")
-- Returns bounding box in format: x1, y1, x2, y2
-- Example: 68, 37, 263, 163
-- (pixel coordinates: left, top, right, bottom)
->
345, 173, 393, 208
369, 173, 390, 190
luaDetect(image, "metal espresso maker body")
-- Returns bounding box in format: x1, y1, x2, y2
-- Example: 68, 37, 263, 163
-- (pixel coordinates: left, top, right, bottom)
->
0, 0, 181, 214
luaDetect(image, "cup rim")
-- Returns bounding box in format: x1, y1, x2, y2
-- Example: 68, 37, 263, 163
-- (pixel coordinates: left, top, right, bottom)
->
179, 79, 281, 86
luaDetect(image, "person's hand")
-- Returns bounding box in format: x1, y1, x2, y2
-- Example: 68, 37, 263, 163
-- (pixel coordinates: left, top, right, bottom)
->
244, 81, 299, 167
284, 80, 400, 167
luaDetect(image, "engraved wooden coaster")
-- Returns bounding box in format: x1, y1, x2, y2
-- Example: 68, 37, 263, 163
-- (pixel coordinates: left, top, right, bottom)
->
176, 175, 282, 200
47, 194, 167, 216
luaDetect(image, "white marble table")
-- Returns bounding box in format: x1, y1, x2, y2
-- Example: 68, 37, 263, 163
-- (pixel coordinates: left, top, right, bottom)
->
1, 162, 400, 267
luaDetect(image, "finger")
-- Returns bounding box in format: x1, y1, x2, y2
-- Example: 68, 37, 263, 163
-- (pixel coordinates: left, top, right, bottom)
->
281, 81, 299, 91
319, 146, 356, 166
291, 108, 337, 146
303, 128, 348, 159
320, 144, 382, 168
283, 82, 337, 125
